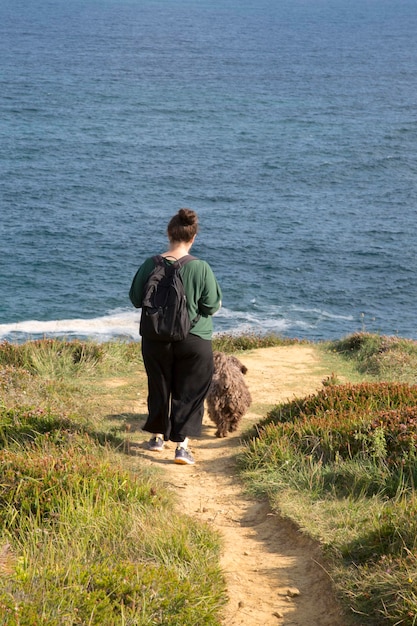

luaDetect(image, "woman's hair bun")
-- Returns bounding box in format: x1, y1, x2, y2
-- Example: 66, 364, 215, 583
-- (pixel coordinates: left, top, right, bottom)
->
178, 208, 197, 226
167, 208, 199, 242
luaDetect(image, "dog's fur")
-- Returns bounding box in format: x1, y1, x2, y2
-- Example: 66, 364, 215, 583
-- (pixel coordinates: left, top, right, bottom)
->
206, 351, 252, 437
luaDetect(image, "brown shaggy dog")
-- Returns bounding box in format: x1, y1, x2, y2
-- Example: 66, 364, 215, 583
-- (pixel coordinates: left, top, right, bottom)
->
206, 351, 252, 437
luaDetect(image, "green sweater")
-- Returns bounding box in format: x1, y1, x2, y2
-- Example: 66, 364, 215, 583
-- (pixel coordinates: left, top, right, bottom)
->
129, 256, 222, 340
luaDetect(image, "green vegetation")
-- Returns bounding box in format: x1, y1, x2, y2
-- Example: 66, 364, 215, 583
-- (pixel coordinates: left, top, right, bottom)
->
327, 331, 417, 383
240, 332, 417, 625
212, 332, 306, 352
2, 332, 417, 624
0, 339, 226, 625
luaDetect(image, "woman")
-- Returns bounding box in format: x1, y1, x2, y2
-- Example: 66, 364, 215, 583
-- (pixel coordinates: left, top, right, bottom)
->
129, 208, 222, 465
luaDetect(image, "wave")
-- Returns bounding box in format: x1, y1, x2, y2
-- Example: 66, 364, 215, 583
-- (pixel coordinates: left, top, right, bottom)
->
0, 306, 356, 343
0, 309, 141, 343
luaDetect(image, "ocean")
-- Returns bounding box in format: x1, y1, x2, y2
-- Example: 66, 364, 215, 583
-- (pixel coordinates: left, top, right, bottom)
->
1, 0, 417, 343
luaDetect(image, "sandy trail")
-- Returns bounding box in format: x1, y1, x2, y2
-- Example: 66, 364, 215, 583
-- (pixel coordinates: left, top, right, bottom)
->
134, 345, 348, 626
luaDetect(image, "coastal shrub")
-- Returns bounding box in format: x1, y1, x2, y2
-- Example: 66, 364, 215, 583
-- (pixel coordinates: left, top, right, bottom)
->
0, 338, 225, 625
0, 339, 105, 377
329, 333, 417, 381
0, 439, 225, 625
0, 440, 156, 533
330, 332, 385, 360
0, 407, 125, 465
322, 372, 342, 386
0, 341, 27, 368
246, 383, 417, 496
343, 495, 417, 563
0, 405, 85, 449
212, 332, 305, 353
0, 366, 34, 399
263, 381, 417, 426
339, 548, 417, 626
262, 406, 417, 470
371, 406, 417, 467
0, 340, 144, 384
337, 495, 417, 625
0, 559, 222, 625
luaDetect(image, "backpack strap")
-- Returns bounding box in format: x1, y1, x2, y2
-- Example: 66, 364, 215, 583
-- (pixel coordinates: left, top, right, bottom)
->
176, 254, 197, 268
151, 254, 165, 267
153, 254, 197, 268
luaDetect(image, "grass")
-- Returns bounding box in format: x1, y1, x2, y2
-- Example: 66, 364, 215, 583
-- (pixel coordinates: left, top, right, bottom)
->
239, 332, 417, 625
325, 332, 417, 383
2, 332, 417, 624
212, 332, 306, 352
0, 338, 226, 625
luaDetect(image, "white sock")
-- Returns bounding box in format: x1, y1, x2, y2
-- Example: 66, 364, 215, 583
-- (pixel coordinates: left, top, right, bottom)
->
177, 437, 189, 449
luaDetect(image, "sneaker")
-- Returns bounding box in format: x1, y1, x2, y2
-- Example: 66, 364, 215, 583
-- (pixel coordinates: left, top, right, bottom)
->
148, 436, 164, 451
174, 447, 195, 465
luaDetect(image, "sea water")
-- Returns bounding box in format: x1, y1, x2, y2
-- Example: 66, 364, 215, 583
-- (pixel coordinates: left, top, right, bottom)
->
1, 0, 417, 342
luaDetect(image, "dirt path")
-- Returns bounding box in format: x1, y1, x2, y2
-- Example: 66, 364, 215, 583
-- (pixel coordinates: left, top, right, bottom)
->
133, 346, 348, 626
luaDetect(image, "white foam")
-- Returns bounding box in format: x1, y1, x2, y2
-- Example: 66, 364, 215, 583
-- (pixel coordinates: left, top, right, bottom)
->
289, 305, 354, 321
0, 304, 354, 343
0, 309, 141, 342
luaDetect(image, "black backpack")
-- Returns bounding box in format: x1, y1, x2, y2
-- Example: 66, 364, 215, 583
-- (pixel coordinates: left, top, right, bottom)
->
140, 255, 199, 342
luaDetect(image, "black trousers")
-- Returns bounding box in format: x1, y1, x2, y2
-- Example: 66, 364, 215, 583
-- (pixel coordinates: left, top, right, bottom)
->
141, 333, 214, 443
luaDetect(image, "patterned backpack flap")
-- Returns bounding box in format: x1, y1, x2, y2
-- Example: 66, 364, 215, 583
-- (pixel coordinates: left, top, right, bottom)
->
140, 255, 196, 342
